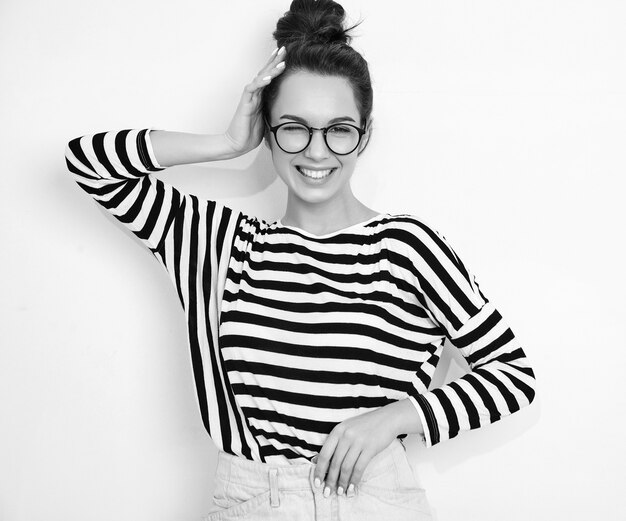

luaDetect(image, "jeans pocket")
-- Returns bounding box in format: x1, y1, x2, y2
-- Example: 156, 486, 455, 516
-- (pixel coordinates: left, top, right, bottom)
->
203, 476, 271, 521
391, 450, 434, 517
352, 449, 433, 519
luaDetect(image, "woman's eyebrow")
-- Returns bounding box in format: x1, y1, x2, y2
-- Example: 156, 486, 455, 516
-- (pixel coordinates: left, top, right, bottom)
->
279, 114, 356, 124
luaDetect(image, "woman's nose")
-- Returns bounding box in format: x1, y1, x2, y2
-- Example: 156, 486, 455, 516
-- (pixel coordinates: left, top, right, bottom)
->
304, 129, 331, 160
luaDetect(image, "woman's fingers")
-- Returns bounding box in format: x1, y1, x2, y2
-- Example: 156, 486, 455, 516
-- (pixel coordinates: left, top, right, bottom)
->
322, 439, 351, 496
261, 45, 286, 71
313, 407, 401, 499
336, 446, 361, 495
315, 436, 371, 497
314, 433, 337, 490
317, 445, 376, 498
345, 450, 373, 491
253, 46, 285, 83
256, 59, 286, 87
241, 47, 286, 104
222, 47, 287, 154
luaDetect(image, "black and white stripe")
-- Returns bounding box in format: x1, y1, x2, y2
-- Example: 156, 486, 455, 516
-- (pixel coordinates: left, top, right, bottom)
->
65, 128, 536, 463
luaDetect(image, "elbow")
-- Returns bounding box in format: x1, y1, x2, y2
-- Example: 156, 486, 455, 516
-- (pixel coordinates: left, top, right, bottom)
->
64, 135, 99, 182
64, 137, 81, 171
526, 384, 537, 408
522, 365, 537, 409
64, 141, 74, 168
64, 140, 82, 182
65, 136, 83, 162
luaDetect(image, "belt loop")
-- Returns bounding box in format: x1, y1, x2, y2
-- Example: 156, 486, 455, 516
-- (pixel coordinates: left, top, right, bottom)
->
269, 468, 280, 508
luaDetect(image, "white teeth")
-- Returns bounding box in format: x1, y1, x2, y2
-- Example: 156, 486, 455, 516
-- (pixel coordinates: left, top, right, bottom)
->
298, 167, 334, 179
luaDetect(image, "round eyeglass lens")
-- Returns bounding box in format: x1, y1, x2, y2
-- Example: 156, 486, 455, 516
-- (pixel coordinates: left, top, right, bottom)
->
276, 123, 360, 154
276, 124, 309, 153
326, 124, 360, 154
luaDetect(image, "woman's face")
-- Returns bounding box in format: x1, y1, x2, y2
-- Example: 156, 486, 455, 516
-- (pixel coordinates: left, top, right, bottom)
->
266, 70, 368, 206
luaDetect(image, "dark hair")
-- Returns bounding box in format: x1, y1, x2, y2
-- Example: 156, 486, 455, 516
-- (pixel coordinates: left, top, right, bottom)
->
261, 0, 373, 149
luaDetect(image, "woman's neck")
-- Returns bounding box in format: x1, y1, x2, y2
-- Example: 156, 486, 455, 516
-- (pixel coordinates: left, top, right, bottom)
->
281, 193, 380, 236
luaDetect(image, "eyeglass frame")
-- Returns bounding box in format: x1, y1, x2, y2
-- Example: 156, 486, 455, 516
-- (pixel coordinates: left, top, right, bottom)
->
264, 117, 367, 156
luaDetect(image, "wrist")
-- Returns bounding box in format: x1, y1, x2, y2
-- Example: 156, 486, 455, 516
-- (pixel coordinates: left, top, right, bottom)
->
211, 133, 244, 161
383, 398, 425, 437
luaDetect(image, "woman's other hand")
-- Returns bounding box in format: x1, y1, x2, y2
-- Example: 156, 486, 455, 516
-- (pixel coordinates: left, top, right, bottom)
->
313, 399, 424, 497
222, 46, 286, 156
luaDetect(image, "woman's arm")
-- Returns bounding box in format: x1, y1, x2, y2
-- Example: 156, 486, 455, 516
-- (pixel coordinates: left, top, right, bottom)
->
407, 225, 536, 447
64, 128, 188, 258
64, 46, 288, 256
149, 46, 289, 169
315, 219, 536, 497
314, 398, 424, 496
148, 131, 241, 167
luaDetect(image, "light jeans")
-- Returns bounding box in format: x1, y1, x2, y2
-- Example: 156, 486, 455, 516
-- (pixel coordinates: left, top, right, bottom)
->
201, 439, 434, 521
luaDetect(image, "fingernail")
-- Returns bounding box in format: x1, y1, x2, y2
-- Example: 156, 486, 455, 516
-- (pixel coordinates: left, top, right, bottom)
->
262, 76, 271, 82
347, 483, 355, 498
323, 486, 330, 498
337, 486, 344, 496
276, 62, 285, 69
278, 46, 286, 55
314, 477, 321, 488
270, 47, 278, 57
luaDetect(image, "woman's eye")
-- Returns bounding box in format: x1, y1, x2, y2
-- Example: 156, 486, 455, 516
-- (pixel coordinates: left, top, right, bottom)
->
283, 125, 306, 132
329, 125, 352, 134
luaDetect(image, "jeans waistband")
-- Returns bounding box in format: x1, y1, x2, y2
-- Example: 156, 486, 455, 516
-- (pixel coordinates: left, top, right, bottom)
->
215, 438, 407, 490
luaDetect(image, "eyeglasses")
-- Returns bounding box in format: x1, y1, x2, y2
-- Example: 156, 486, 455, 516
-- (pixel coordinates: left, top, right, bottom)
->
265, 117, 366, 155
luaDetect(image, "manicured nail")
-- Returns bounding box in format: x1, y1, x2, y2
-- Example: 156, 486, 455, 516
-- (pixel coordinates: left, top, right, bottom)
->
337, 486, 344, 496
323, 486, 330, 498
276, 62, 285, 69
278, 46, 286, 55
270, 47, 278, 57
314, 477, 321, 488
262, 76, 271, 82
347, 483, 355, 497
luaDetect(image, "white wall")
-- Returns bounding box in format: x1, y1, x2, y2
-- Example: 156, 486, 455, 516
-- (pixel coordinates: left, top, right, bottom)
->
1, 1, 624, 520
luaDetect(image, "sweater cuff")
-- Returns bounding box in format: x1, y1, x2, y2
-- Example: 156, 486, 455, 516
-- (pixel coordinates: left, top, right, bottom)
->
409, 393, 441, 448
143, 127, 166, 170
136, 127, 166, 172
408, 395, 432, 448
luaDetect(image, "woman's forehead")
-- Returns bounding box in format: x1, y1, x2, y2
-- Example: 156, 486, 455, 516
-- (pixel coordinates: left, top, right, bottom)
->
272, 71, 360, 123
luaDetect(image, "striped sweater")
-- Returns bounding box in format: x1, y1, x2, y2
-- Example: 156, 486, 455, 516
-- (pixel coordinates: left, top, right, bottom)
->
64, 127, 536, 464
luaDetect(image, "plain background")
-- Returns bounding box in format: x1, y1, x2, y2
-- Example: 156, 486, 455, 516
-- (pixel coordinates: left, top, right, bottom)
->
1, 0, 625, 519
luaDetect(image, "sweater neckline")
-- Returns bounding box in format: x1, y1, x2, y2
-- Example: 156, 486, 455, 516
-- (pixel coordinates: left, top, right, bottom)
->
275, 213, 388, 239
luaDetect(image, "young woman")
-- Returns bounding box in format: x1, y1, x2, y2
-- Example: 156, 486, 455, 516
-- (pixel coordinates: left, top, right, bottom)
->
64, 1, 536, 519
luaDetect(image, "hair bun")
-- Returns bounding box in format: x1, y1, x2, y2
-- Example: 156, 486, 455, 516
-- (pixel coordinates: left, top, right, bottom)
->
274, 0, 352, 47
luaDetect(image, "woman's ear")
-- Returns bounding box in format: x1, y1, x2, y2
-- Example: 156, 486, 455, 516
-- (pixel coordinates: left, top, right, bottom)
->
357, 118, 373, 156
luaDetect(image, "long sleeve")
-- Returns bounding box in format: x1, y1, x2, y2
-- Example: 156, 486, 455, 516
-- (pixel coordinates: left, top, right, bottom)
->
64, 127, 243, 308
64, 128, 182, 267
65, 128, 253, 452
403, 220, 536, 448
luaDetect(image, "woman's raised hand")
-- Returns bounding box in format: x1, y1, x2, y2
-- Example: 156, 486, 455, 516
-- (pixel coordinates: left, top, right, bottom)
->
222, 46, 287, 156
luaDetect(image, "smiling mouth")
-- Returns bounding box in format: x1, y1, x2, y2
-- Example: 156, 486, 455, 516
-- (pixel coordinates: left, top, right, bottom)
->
296, 166, 336, 179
